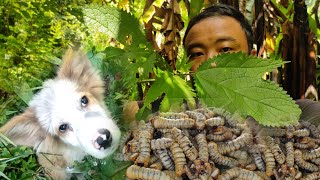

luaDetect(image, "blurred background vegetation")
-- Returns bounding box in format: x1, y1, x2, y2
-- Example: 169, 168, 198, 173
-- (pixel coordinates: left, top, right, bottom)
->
0, 0, 319, 179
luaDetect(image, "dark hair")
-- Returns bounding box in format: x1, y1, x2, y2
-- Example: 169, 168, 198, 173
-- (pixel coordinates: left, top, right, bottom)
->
183, 4, 253, 53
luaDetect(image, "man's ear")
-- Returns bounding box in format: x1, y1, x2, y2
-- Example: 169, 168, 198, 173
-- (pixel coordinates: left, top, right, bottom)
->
0, 108, 46, 148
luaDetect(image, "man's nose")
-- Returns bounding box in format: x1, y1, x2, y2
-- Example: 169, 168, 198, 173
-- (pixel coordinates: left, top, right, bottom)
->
207, 51, 218, 60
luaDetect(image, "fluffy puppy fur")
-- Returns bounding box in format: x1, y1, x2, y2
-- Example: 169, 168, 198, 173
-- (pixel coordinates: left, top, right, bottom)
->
0, 50, 121, 179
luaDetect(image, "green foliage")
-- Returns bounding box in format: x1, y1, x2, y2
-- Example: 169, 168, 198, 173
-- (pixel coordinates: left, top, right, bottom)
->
194, 52, 301, 127
305, 0, 320, 42
270, 0, 320, 43
141, 69, 196, 113
82, 5, 165, 122
88, 46, 155, 127
85, 45, 160, 124
83, 4, 147, 46
128, 0, 147, 19
0, 98, 17, 126
270, 0, 294, 23
308, 14, 320, 43
189, 0, 205, 21
0, 0, 90, 122
0, 133, 45, 179
74, 154, 131, 180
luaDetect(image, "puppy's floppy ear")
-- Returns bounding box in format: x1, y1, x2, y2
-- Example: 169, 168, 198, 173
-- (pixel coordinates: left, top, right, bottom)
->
57, 49, 105, 102
0, 108, 46, 148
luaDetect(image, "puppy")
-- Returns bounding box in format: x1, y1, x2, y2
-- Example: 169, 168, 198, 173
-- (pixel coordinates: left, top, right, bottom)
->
0, 50, 121, 179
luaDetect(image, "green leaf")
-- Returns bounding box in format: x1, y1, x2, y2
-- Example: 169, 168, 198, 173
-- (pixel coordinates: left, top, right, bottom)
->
100, 155, 131, 179
5, 111, 17, 116
197, 52, 284, 78
270, 0, 294, 22
132, 52, 157, 79
0, 133, 16, 146
189, 0, 204, 21
175, 51, 194, 73
195, 53, 301, 127
0, 171, 10, 180
104, 47, 126, 60
141, 70, 196, 112
13, 83, 33, 105
83, 4, 147, 45
74, 154, 131, 179
274, 33, 283, 56
87, 51, 106, 73
0, 164, 7, 172
47, 55, 61, 65
103, 46, 156, 76
308, 14, 320, 40
103, 46, 157, 91
136, 107, 153, 121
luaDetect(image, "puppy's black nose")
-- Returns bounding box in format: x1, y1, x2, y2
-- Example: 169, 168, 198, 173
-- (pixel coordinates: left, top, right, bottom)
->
96, 129, 112, 149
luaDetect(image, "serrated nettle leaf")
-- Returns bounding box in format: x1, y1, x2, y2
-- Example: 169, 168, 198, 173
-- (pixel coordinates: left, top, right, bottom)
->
195, 53, 301, 127
142, 70, 196, 112
103, 46, 157, 87
198, 52, 284, 77
104, 46, 155, 67
104, 47, 126, 59
83, 4, 146, 45
175, 50, 194, 73
133, 53, 157, 78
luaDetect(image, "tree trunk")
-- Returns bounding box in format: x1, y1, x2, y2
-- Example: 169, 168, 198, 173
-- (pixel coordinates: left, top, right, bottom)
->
283, 0, 316, 99
253, 0, 265, 56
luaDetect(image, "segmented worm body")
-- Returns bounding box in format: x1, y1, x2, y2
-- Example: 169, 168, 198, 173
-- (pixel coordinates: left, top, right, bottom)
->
170, 142, 187, 176
151, 138, 173, 150
295, 150, 319, 172
195, 131, 209, 162
118, 108, 320, 180
171, 127, 198, 161
151, 116, 195, 129
155, 148, 175, 171
135, 130, 152, 166
218, 167, 264, 180
208, 142, 239, 167
126, 165, 171, 180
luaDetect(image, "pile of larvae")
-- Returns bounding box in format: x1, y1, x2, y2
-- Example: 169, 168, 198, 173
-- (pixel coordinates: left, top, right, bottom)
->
116, 108, 320, 180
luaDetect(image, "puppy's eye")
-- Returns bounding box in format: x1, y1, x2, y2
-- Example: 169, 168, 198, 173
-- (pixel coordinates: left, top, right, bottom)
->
59, 124, 69, 133
81, 96, 88, 107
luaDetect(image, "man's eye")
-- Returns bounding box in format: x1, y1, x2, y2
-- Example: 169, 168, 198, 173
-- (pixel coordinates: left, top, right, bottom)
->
219, 47, 233, 53
189, 52, 204, 59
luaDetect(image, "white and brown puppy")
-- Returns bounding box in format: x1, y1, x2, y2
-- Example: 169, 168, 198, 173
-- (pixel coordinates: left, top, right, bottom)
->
0, 50, 121, 179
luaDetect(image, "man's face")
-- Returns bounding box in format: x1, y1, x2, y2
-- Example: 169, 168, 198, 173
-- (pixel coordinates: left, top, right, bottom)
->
184, 16, 249, 72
